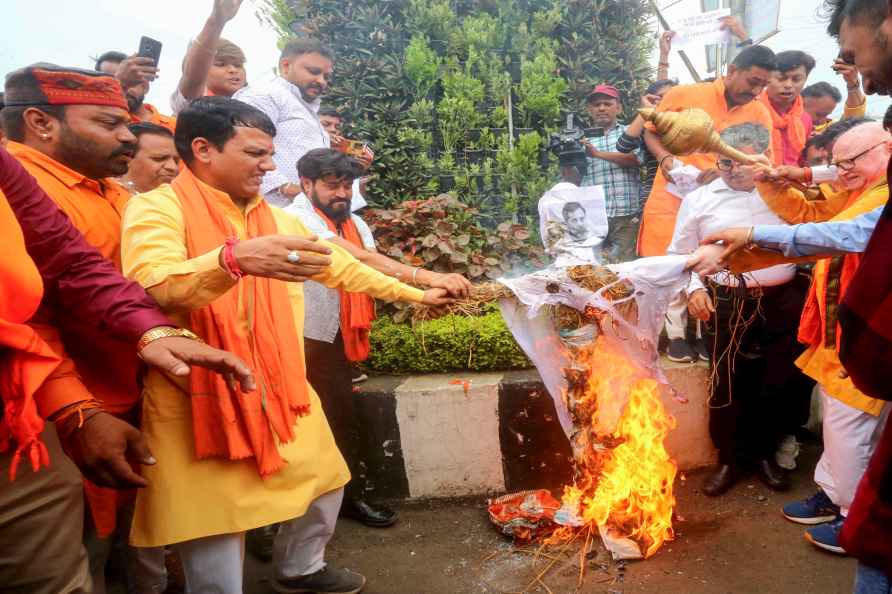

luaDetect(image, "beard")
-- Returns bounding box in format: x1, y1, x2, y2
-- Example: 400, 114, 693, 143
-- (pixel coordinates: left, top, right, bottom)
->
56, 125, 136, 178
309, 190, 351, 223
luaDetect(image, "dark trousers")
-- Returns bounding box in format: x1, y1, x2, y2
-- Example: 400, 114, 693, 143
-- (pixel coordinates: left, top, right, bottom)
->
305, 332, 364, 501
704, 279, 807, 466
601, 214, 641, 263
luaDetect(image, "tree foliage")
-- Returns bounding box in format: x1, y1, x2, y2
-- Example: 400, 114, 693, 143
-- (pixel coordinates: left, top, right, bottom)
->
256, 0, 656, 212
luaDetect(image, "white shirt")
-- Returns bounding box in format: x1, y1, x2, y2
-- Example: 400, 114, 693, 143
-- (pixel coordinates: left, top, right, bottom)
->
283, 195, 376, 343
234, 77, 330, 206
667, 178, 796, 293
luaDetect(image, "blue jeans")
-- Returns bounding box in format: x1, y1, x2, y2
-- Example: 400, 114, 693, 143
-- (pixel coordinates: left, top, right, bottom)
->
855, 562, 892, 594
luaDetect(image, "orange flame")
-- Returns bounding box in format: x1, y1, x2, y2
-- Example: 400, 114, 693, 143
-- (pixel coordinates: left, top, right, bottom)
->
558, 336, 677, 558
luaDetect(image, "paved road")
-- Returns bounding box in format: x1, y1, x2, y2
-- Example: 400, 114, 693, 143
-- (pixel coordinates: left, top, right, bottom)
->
236, 442, 854, 594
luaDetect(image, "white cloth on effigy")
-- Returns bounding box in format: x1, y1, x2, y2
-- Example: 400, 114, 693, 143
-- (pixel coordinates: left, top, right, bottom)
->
497, 255, 692, 439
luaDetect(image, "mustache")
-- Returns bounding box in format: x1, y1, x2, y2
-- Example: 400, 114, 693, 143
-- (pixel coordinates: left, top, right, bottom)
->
110, 143, 137, 159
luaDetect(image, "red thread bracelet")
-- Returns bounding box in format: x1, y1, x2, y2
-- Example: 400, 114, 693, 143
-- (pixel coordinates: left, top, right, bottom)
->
223, 237, 244, 280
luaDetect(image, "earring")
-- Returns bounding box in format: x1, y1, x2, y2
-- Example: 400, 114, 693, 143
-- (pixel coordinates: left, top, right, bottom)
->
40, 134, 49, 140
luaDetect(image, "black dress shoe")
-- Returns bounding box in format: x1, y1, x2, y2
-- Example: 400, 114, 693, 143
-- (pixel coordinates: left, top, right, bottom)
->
340, 499, 399, 528
246, 523, 277, 561
756, 458, 790, 491
702, 464, 738, 496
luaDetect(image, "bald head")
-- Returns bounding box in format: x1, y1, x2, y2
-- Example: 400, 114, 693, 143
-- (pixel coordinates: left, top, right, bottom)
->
833, 122, 892, 191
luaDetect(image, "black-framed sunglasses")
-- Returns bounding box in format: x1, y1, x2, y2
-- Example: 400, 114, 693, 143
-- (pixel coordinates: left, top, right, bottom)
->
832, 142, 886, 171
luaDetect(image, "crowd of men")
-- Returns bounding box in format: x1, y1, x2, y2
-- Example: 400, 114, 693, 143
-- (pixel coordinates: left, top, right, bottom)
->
2, 0, 892, 592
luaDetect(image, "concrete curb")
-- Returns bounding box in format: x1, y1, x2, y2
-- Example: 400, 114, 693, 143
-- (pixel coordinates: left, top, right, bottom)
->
354, 359, 715, 500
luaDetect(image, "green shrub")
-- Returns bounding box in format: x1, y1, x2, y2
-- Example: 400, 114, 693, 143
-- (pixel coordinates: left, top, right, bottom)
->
366, 304, 531, 374
404, 35, 441, 99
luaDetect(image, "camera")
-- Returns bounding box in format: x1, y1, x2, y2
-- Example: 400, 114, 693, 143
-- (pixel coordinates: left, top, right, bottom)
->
548, 114, 589, 171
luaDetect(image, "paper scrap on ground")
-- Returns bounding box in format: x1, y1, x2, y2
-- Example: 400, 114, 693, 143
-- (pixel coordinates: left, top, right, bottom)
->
672, 8, 731, 49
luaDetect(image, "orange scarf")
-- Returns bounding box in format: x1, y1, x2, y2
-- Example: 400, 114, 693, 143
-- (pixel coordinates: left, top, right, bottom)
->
798, 184, 877, 351
762, 91, 808, 165
0, 194, 60, 479
312, 206, 376, 362
172, 167, 309, 477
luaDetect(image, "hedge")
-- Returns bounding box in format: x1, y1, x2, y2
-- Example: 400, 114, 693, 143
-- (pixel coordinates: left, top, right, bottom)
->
366, 303, 531, 374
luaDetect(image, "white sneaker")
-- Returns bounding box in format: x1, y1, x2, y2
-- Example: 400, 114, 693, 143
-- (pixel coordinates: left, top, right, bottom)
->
775, 434, 800, 470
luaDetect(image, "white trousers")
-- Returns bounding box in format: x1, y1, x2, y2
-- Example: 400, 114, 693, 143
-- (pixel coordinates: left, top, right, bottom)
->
172, 487, 343, 594
665, 291, 701, 340
814, 386, 889, 517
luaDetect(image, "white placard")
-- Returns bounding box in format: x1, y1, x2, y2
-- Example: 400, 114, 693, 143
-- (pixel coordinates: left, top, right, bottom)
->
673, 8, 731, 49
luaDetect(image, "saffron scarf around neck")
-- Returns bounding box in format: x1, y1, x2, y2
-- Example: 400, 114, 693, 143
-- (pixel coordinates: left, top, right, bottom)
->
172, 167, 310, 477
312, 204, 376, 362
762, 92, 807, 165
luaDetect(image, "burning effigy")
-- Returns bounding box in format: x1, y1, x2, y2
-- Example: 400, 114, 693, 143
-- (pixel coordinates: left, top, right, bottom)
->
413, 254, 694, 562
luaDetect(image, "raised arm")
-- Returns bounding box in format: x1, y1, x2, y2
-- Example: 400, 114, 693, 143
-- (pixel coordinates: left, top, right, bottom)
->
178, 0, 243, 101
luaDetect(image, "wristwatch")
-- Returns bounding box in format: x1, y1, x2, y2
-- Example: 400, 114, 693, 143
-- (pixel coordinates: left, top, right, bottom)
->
137, 326, 204, 353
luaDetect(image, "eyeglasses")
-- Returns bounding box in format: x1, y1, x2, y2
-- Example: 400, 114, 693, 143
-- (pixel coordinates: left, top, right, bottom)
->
716, 158, 743, 171
832, 142, 886, 171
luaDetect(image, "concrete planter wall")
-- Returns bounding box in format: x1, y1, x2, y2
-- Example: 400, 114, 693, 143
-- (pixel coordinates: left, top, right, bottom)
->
354, 360, 715, 501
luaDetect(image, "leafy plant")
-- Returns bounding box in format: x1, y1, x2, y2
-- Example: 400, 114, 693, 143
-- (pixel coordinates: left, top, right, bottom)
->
517, 48, 567, 128
404, 35, 441, 99
496, 131, 554, 216
365, 194, 547, 285
404, 0, 457, 43
257, 0, 654, 212
367, 304, 531, 374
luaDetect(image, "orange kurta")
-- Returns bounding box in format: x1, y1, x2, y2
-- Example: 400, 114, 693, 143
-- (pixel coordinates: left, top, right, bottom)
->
8, 141, 138, 535
0, 189, 60, 479
637, 79, 774, 256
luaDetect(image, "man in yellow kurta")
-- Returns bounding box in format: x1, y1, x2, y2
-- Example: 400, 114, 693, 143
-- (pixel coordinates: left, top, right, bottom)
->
698, 122, 890, 555
120, 96, 451, 593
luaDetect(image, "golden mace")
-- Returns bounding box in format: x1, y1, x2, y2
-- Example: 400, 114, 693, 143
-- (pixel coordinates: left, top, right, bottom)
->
638, 108, 763, 165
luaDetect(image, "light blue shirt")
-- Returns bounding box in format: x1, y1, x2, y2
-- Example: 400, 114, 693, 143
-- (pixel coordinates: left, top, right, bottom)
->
752, 206, 882, 257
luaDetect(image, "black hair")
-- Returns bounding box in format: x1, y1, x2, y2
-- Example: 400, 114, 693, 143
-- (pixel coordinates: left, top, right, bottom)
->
821, 116, 874, 149
174, 96, 276, 164
884, 103, 892, 131
94, 50, 127, 72
800, 133, 829, 164
731, 45, 777, 71
318, 106, 342, 119
775, 50, 817, 75
297, 148, 363, 182
0, 92, 4, 111
646, 79, 677, 95
280, 38, 334, 62
1, 105, 65, 143
129, 121, 174, 140
824, 0, 888, 37
802, 81, 843, 102
561, 201, 585, 219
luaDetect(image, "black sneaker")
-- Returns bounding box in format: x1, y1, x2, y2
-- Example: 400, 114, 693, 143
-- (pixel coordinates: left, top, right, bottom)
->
693, 338, 710, 362
273, 565, 366, 594
350, 366, 368, 384
666, 338, 696, 363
